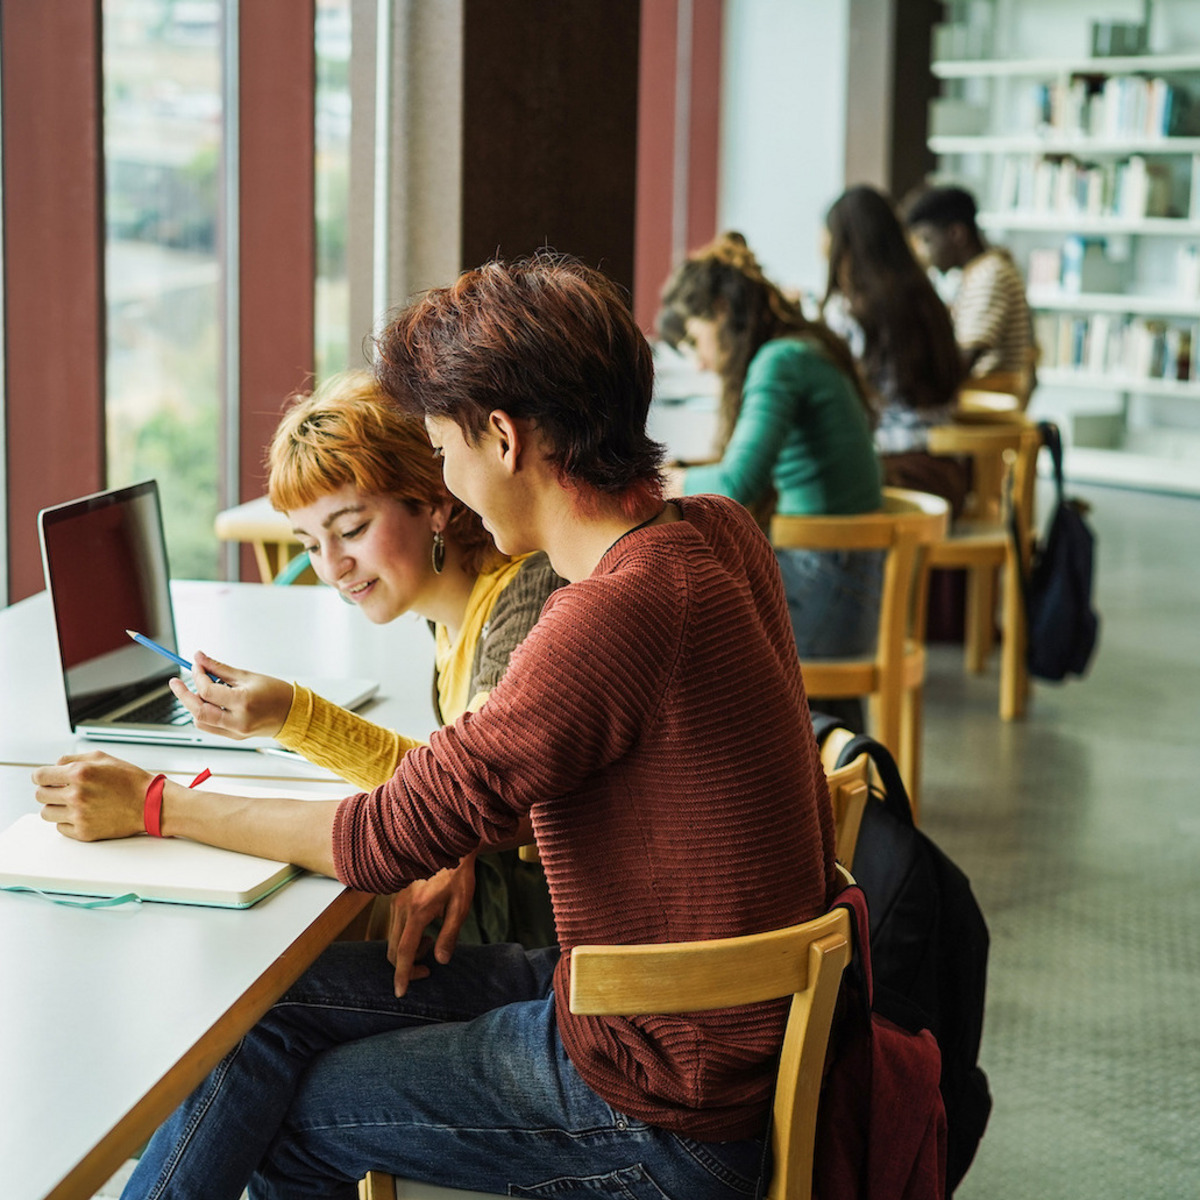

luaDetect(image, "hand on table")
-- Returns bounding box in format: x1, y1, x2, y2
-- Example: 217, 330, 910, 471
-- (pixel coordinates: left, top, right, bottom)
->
169, 651, 293, 740
386, 853, 479, 997
32, 751, 153, 841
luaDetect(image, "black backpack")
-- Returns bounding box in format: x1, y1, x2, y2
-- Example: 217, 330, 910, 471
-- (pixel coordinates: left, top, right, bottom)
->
814, 715, 992, 1196
1018, 422, 1100, 682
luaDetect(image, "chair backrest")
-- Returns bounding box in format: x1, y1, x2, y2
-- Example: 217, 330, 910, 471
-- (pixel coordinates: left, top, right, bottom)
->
569, 907, 853, 1200
273, 548, 313, 585
770, 488, 949, 673
955, 388, 1023, 423
964, 343, 1038, 410
927, 421, 1029, 523
825, 754, 869, 866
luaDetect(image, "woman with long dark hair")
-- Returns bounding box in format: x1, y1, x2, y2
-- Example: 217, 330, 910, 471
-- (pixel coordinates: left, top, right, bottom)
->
823, 185, 967, 511
658, 232, 882, 659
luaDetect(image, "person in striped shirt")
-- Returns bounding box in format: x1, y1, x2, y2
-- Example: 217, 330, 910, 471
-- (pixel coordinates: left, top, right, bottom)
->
905, 185, 1035, 386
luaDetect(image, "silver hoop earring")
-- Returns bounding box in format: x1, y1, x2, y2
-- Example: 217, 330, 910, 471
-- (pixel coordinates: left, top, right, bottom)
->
431, 531, 446, 575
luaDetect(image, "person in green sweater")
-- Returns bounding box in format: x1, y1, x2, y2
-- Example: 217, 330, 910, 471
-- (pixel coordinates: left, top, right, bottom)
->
657, 232, 884, 660
170, 369, 561, 981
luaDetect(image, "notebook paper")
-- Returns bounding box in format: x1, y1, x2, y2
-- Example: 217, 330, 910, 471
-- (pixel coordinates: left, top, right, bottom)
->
0, 776, 350, 909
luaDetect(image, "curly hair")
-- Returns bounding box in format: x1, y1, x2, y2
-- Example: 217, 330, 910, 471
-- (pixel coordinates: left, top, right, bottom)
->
373, 254, 664, 521
266, 369, 498, 575
657, 231, 871, 449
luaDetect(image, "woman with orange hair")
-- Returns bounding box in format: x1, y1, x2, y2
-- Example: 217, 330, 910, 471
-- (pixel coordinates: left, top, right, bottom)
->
173, 369, 561, 966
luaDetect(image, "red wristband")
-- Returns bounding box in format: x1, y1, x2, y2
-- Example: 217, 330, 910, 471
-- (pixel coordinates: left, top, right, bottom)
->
143, 769, 212, 837
143, 774, 167, 838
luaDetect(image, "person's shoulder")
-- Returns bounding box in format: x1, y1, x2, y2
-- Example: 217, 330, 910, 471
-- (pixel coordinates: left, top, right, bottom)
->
509, 552, 566, 600
751, 336, 821, 369
677, 491, 756, 527
596, 496, 757, 582
748, 336, 835, 385
967, 247, 1018, 285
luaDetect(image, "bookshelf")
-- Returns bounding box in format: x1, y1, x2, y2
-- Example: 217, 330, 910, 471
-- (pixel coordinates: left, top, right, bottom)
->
930, 1, 1200, 495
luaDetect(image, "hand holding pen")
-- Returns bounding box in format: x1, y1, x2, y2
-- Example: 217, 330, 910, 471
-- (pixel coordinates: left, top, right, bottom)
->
143, 648, 295, 747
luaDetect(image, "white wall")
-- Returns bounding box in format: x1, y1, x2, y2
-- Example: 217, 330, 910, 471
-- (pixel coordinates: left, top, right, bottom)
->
718, 0, 851, 299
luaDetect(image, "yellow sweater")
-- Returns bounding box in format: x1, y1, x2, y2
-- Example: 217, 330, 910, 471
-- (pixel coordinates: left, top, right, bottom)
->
276, 556, 533, 791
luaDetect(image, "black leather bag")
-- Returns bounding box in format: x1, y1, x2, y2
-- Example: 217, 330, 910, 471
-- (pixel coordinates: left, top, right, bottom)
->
813, 715, 992, 1196
1019, 423, 1100, 682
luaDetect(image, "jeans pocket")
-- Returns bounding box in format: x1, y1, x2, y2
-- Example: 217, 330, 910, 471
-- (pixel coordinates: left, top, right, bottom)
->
508, 1163, 670, 1199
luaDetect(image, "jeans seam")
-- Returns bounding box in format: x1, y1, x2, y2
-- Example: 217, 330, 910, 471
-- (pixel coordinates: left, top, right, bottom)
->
144, 1038, 244, 1200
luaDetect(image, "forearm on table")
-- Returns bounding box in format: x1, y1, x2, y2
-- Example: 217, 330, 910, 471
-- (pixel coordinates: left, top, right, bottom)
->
159, 784, 342, 877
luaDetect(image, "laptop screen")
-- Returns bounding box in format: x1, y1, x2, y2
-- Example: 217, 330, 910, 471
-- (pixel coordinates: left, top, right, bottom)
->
38, 481, 181, 726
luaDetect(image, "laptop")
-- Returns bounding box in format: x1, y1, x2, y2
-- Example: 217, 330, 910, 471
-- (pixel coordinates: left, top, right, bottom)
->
38, 480, 378, 750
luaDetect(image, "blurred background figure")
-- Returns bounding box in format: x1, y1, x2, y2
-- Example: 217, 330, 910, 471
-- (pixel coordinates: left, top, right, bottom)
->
822, 184, 967, 514
905, 184, 1036, 401
657, 232, 883, 692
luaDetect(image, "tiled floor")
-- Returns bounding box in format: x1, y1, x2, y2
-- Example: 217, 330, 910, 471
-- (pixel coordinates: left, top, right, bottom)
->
920, 482, 1200, 1198
97, 481, 1199, 1199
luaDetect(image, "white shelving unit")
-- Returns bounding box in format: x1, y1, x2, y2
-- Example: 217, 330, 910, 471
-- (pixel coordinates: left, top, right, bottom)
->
932, 135, 1200, 155
979, 212, 1200, 235
930, 1, 1200, 495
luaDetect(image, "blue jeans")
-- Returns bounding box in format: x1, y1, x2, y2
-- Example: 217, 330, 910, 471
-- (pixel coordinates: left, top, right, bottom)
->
775, 547, 883, 659
123, 941, 765, 1200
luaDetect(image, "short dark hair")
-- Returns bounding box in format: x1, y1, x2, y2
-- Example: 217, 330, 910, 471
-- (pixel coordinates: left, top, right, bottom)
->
904, 185, 979, 232
373, 254, 664, 513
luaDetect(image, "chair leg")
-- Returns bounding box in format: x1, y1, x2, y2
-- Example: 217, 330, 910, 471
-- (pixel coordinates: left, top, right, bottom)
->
999, 553, 1030, 720
899, 686, 922, 823
964, 565, 997, 674
361, 1173, 397, 1200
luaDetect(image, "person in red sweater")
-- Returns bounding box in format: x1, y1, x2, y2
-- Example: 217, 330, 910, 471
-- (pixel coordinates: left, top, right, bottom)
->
34, 256, 837, 1200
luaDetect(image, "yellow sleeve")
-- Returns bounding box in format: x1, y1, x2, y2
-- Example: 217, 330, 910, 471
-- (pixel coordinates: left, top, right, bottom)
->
276, 684, 425, 792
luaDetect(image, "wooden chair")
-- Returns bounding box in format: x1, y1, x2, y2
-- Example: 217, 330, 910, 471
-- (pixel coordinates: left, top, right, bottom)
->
955, 388, 1024, 425
771, 488, 948, 819
213, 495, 308, 583
825, 752, 869, 866
925, 421, 1043, 720
965, 344, 1039, 411
362, 905, 853, 1200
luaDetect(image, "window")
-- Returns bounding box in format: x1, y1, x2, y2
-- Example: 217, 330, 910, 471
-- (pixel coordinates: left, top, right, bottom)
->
103, 0, 223, 579
316, 0, 352, 380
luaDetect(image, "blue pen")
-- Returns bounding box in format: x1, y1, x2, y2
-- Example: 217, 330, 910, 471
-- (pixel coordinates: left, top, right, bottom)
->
125, 629, 223, 683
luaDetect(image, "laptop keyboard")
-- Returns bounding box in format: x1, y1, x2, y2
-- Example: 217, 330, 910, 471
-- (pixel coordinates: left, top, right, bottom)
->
116, 691, 194, 727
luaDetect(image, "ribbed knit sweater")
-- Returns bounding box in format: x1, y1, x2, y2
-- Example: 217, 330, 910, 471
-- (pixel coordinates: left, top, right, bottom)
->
332, 494, 837, 1140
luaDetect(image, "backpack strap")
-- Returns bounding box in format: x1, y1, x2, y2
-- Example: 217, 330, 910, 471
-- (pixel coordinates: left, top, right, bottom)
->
1038, 420, 1066, 506
1008, 420, 1062, 622
834, 733, 915, 829
810, 710, 848, 748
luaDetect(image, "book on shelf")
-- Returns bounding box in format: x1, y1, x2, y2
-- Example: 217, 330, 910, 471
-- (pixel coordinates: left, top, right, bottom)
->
1060, 237, 1128, 292
1024, 75, 1193, 140
1039, 312, 1199, 382
1028, 248, 1063, 288
997, 153, 1173, 220
1178, 242, 1200, 297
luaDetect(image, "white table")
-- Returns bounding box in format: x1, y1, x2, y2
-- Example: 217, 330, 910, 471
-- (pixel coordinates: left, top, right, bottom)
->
0, 581, 441, 1199
0, 767, 367, 1200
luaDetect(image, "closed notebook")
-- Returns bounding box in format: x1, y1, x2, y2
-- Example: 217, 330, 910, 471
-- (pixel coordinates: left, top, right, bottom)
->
0, 814, 300, 909
0, 776, 342, 909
